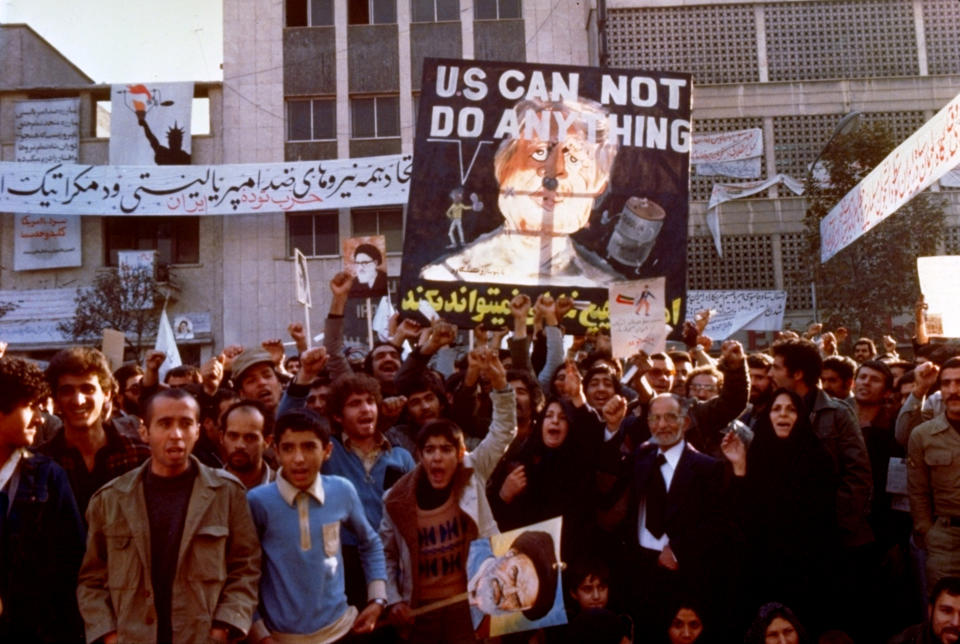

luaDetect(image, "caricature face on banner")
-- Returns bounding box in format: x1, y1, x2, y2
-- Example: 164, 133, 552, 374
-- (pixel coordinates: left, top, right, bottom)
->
399, 59, 692, 334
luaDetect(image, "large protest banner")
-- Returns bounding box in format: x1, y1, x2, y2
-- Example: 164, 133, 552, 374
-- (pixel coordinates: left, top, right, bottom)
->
0, 154, 412, 216
820, 91, 960, 262
399, 59, 691, 333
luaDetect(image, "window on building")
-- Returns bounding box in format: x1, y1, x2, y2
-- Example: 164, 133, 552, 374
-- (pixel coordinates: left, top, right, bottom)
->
349, 0, 397, 24
288, 210, 340, 256
351, 96, 400, 138
412, 0, 459, 22
474, 0, 521, 20
351, 207, 404, 252
287, 99, 336, 141
103, 217, 200, 266
286, 0, 334, 26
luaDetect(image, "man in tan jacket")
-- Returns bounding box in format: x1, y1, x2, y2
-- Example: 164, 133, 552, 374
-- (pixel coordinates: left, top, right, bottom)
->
78, 388, 260, 644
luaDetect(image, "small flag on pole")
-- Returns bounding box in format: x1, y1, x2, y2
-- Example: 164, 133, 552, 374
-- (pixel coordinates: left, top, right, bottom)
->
155, 306, 182, 382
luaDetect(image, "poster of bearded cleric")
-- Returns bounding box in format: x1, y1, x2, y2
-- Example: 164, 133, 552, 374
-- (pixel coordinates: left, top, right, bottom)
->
467, 516, 565, 637
399, 58, 692, 334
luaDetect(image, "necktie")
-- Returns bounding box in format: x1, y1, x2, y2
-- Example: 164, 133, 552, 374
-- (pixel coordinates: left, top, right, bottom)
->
646, 453, 668, 539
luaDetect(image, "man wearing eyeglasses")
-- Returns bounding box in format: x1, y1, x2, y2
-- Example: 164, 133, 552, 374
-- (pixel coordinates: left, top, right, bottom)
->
626, 391, 726, 641
685, 367, 722, 402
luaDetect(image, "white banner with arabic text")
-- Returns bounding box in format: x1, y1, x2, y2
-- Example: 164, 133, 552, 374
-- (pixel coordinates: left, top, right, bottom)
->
820, 92, 960, 262
0, 154, 413, 216
687, 289, 787, 338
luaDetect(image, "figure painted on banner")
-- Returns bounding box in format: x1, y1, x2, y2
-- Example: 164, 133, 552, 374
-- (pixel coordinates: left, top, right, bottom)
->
173, 316, 194, 340
421, 98, 623, 288
348, 243, 389, 299
636, 285, 655, 316
467, 529, 561, 636
445, 187, 484, 248
136, 115, 191, 165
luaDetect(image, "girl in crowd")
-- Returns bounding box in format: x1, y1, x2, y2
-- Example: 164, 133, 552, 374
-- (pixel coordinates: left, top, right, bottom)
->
744, 602, 810, 644
664, 600, 710, 644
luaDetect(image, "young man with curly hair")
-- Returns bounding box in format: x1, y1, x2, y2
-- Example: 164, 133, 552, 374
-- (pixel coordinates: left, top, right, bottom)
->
0, 357, 86, 643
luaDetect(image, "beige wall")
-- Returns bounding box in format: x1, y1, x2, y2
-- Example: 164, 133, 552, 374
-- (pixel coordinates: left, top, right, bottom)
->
0, 88, 225, 359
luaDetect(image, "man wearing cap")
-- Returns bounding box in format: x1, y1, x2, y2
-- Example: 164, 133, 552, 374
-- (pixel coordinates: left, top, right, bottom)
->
467, 530, 560, 635
231, 348, 284, 416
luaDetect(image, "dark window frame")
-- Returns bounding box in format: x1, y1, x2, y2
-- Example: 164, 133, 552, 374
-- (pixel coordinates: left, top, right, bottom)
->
474, 0, 521, 20
287, 98, 337, 142
287, 210, 341, 257
349, 0, 397, 24
286, 0, 335, 26
350, 95, 401, 139
103, 216, 200, 267
350, 206, 404, 253
411, 0, 460, 22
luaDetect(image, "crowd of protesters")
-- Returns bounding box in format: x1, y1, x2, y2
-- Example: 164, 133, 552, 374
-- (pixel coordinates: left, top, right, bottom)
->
3, 276, 960, 644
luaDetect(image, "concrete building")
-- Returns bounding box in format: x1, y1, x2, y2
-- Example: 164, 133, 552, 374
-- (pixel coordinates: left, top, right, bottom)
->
4, 1, 958, 360
0, 23, 223, 362
601, 0, 960, 346
220, 0, 593, 347
221, 0, 960, 351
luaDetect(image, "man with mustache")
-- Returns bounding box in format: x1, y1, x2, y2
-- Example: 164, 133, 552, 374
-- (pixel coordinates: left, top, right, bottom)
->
890, 576, 960, 644
909, 356, 960, 595
231, 348, 284, 415
219, 400, 275, 489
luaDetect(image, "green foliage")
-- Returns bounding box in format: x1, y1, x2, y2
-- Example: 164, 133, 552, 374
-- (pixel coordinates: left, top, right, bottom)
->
58, 267, 163, 357
803, 122, 946, 339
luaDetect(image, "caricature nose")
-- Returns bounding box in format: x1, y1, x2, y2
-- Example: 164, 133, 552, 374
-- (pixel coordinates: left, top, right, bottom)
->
540, 145, 566, 190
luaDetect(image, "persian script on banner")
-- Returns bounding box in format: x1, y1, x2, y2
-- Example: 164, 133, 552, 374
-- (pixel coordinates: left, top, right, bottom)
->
820, 92, 960, 262
14, 98, 82, 271
398, 58, 692, 334
0, 155, 412, 216
687, 289, 787, 338
15, 98, 79, 163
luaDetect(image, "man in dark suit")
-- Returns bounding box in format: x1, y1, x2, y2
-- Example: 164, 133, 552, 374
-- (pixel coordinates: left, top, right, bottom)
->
626, 392, 726, 639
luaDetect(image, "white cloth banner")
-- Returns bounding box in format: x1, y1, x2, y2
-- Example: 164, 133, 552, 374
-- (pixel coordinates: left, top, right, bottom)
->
820, 91, 960, 262
14, 98, 83, 271
155, 306, 182, 383
940, 164, 960, 188
687, 290, 787, 336
691, 128, 763, 179
110, 82, 194, 165
917, 256, 960, 337
0, 154, 413, 216
705, 174, 804, 256
15, 98, 79, 163
608, 278, 668, 359
14, 214, 83, 271
695, 157, 762, 179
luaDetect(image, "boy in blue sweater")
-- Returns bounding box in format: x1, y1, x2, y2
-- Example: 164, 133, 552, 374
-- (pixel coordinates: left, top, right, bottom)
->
247, 408, 387, 643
